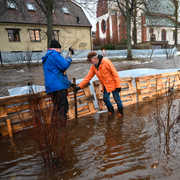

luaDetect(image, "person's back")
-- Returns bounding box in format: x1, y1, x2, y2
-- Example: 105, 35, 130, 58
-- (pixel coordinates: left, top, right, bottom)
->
42, 48, 71, 94
41, 39, 73, 126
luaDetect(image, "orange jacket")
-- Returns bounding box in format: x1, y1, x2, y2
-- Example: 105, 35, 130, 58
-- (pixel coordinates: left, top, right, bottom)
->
79, 58, 121, 93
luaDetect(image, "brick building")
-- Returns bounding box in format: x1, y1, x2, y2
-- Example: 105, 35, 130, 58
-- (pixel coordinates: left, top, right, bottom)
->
94, 0, 180, 47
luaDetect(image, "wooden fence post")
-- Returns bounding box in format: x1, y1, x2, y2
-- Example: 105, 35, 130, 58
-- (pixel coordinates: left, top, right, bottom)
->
0, 105, 8, 136
6, 119, 13, 137
135, 79, 142, 101
93, 80, 104, 110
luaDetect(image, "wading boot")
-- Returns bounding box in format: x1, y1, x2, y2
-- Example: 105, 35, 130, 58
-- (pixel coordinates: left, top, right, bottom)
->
107, 106, 114, 115
118, 107, 124, 117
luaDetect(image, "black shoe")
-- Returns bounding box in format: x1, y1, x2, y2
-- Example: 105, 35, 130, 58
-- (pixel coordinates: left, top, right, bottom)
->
118, 107, 124, 116
107, 106, 114, 115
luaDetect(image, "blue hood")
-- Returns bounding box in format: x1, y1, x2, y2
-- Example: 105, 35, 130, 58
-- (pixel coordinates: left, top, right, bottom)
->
42, 50, 54, 64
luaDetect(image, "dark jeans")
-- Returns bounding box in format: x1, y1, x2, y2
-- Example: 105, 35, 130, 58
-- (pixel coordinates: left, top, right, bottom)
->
49, 89, 69, 117
103, 87, 123, 108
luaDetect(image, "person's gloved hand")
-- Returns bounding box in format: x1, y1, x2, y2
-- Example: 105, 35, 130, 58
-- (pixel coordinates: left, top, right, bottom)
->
75, 86, 81, 92
69, 47, 74, 55
70, 82, 76, 88
116, 87, 121, 93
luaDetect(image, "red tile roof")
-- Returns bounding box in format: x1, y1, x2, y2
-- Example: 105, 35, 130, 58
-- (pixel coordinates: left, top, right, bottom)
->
0, 0, 92, 28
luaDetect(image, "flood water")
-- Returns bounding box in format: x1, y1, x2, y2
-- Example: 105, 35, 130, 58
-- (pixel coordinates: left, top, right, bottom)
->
0, 56, 180, 97
1, 56, 180, 179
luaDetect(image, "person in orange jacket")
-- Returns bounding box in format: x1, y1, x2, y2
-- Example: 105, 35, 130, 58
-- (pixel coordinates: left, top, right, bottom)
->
75, 51, 123, 116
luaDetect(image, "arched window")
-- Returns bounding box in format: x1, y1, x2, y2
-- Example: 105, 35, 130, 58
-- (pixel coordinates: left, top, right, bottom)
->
161, 29, 166, 41
150, 34, 156, 41
101, 20, 106, 34
149, 28, 153, 34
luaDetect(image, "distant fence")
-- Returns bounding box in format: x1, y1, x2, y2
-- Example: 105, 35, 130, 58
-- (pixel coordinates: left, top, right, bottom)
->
1, 71, 180, 137
1, 47, 178, 64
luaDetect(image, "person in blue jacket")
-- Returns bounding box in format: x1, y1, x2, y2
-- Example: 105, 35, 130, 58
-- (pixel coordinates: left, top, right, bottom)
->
42, 39, 73, 126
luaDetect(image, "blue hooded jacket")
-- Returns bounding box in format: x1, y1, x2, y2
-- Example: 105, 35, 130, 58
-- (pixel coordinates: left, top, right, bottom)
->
42, 49, 72, 94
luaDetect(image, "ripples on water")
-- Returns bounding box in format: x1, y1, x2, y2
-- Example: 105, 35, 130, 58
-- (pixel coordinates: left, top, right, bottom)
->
1, 96, 180, 180
1, 57, 180, 179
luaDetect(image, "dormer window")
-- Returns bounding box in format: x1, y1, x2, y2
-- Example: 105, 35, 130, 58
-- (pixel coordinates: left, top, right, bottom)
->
62, 7, 70, 14
76, 17, 81, 23
26, 3, 36, 11
7, 1, 17, 10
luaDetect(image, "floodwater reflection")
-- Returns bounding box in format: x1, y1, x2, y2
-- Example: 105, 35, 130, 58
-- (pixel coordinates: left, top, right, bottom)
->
1, 95, 180, 179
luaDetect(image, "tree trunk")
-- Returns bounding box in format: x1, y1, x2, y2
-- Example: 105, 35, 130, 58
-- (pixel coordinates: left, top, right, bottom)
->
45, 2, 53, 49
133, 9, 137, 45
174, 0, 178, 46
126, 11, 132, 59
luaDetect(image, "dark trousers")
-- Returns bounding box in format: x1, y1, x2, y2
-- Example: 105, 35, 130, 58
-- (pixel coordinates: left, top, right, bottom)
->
103, 87, 123, 108
49, 89, 69, 118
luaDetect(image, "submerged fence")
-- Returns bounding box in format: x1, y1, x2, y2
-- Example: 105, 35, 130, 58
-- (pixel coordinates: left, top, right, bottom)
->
1, 71, 180, 137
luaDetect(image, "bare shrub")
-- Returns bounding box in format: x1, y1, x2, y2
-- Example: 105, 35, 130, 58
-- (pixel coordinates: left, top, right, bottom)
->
154, 84, 180, 144
17, 86, 68, 167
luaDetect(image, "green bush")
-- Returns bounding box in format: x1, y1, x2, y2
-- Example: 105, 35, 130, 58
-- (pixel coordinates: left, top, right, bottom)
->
120, 37, 127, 45
101, 44, 116, 50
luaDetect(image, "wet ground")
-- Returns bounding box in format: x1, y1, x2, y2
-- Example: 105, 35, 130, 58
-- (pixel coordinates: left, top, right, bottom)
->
1, 96, 180, 180
0, 56, 180, 97
1, 56, 180, 179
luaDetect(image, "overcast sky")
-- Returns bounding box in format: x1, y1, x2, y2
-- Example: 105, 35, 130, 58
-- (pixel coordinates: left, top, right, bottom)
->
73, 0, 97, 31
83, 8, 97, 31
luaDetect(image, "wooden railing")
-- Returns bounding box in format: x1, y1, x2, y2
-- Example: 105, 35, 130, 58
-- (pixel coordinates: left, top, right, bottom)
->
1, 71, 180, 137
93, 77, 137, 110
135, 71, 180, 101
0, 83, 96, 137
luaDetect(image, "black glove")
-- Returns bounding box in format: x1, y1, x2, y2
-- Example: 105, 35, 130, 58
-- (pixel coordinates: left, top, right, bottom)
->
116, 87, 121, 93
70, 82, 76, 88
69, 47, 74, 55
75, 86, 81, 92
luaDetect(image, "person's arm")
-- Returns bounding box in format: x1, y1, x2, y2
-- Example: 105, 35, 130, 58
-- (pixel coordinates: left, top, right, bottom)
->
67, 50, 72, 58
78, 66, 96, 89
53, 52, 72, 71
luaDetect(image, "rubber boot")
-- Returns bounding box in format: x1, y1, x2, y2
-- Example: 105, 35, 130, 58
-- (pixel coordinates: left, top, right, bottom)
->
107, 106, 114, 115
118, 107, 124, 116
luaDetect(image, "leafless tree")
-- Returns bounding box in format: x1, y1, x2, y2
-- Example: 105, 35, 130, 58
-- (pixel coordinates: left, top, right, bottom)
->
169, 0, 180, 46
107, 0, 148, 59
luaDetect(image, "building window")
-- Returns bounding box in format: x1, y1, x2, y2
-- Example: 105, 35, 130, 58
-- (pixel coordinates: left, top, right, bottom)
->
92, 31, 96, 39
76, 17, 81, 23
101, 20, 106, 34
149, 28, 153, 34
6, 29, 20, 42
150, 34, 156, 41
29, 30, 40, 42
7, 1, 17, 10
26, 3, 36, 11
161, 29, 166, 41
53, 30, 59, 41
62, 7, 70, 14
